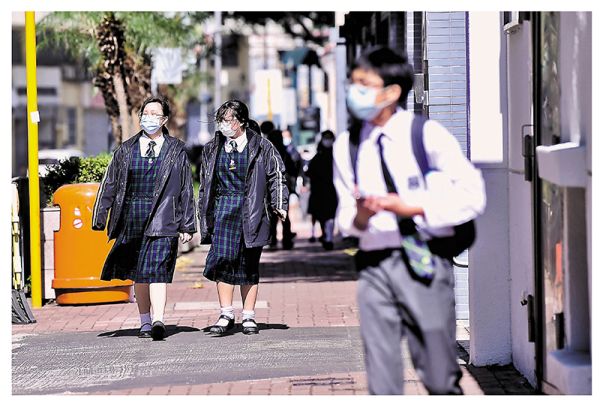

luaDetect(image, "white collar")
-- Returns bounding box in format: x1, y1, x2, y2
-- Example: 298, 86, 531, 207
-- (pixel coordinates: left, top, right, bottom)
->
367, 109, 411, 142
225, 130, 248, 151
141, 132, 165, 143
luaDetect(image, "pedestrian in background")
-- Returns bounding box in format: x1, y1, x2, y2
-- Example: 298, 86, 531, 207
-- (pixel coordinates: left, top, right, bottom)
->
266, 128, 297, 249
197, 100, 288, 335
306, 130, 338, 250
92, 96, 196, 341
333, 46, 486, 394
259, 120, 275, 138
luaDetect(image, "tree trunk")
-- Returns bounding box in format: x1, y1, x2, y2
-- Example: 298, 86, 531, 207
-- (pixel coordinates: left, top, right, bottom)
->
130, 110, 141, 134
109, 115, 120, 146
113, 72, 132, 141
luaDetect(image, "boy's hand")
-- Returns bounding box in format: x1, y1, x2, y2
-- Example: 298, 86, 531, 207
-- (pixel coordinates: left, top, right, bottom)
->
353, 195, 381, 230
376, 193, 424, 218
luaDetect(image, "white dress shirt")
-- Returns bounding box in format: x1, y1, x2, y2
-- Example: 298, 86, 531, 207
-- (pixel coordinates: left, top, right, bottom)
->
332, 109, 486, 252
224, 130, 248, 153
139, 133, 165, 157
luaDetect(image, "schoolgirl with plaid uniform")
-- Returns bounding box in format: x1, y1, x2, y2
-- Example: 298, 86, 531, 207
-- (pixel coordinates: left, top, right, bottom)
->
93, 96, 196, 341
198, 100, 288, 335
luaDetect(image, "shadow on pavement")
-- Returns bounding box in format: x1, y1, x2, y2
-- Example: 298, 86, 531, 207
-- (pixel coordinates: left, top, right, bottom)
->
97, 325, 201, 338
200, 322, 290, 336
258, 237, 358, 283
456, 341, 536, 394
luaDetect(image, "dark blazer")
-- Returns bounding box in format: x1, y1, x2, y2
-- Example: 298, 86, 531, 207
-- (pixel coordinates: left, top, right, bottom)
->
197, 128, 289, 248
92, 131, 197, 239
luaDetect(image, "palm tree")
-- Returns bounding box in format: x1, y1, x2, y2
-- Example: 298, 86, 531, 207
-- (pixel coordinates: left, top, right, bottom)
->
39, 12, 209, 144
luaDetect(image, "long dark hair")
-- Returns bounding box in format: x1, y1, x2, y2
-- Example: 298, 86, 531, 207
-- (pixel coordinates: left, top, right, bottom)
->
215, 99, 249, 129
139, 95, 171, 119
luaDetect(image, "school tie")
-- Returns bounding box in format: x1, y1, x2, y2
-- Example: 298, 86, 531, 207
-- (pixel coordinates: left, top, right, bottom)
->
229, 140, 238, 153
146, 141, 156, 158
377, 133, 434, 284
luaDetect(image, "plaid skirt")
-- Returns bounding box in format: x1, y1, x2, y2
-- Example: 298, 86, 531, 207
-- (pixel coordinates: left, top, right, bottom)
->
204, 194, 263, 285
101, 199, 178, 283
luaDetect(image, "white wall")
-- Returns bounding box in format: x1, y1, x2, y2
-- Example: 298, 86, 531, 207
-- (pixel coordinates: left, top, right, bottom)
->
467, 12, 512, 366
506, 20, 536, 386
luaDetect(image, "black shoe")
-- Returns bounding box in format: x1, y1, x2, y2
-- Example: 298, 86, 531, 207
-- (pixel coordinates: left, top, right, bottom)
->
209, 315, 234, 336
322, 241, 334, 251
151, 321, 166, 340
242, 318, 259, 335
308, 236, 317, 243
282, 240, 294, 250
138, 323, 152, 338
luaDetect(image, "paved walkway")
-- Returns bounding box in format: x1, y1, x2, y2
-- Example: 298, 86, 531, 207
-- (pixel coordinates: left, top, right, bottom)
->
12, 201, 535, 395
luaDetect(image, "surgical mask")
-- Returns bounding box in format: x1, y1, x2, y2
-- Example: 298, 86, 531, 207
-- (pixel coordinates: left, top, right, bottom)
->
321, 139, 334, 148
218, 122, 237, 138
346, 84, 388, 121
140, 115, 163, 135
283, 137, 292, 146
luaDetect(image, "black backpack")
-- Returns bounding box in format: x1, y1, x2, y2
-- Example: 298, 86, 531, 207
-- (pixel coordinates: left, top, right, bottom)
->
348, 115, 476, 259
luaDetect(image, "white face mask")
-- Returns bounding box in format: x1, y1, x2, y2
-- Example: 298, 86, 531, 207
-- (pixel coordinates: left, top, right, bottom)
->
218, 122, 237, 138
283, 137, 292, 146
346, 84, 391, 121
140, 115, 163, 135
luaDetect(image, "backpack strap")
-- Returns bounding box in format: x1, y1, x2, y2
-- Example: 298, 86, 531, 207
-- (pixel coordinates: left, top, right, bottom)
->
411, 114, 431, 181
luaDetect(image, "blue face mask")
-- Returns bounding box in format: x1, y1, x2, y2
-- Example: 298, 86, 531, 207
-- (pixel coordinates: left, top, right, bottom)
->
140, 115, 163, 135
346, 84, 387, 121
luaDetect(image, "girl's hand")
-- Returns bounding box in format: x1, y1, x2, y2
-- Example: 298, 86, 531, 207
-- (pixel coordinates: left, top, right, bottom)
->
179, 233, 193, 243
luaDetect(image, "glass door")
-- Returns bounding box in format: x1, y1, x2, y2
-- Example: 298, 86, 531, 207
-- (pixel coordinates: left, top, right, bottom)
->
533, 11, 565, 388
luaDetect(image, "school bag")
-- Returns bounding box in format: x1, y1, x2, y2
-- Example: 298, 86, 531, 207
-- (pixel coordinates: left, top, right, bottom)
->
348, 114, 476, 259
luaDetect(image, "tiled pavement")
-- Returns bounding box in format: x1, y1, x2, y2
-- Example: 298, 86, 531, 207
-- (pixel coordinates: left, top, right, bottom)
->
12, 201, 536, 395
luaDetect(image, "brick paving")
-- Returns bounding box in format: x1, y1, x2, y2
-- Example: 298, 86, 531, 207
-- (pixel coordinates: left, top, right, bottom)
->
12, 201, 535, 395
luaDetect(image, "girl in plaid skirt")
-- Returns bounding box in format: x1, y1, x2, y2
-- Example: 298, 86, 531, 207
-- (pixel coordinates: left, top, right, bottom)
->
93, 96, 196, 341
198, 100, 289, 336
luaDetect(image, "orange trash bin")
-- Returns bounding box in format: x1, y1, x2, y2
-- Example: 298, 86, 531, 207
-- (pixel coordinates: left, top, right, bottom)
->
51, 183, 133, 305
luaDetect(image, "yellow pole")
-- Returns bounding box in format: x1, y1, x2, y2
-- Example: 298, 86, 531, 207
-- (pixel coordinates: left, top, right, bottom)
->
25, 11, 42, 308
267, 78, 273, 121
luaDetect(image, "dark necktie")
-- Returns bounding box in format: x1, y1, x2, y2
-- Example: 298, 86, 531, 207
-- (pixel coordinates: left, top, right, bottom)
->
146, 141, 156, 158
229, 140, 238, 153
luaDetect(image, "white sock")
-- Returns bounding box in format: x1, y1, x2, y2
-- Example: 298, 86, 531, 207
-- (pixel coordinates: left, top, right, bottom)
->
215, 306, 234, 326
140, 312, 152, 331
242, 310, 256, 325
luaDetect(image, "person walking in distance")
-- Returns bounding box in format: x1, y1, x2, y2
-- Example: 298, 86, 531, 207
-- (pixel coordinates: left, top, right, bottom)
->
306, 130, 338, 250
93, 96, 196, 341
197, 100, 288, 335
333, 46, 486, 394
266, 128, 297, 249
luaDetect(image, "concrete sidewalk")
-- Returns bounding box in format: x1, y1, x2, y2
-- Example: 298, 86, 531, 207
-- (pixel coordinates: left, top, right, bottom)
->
12, 201, 535, 395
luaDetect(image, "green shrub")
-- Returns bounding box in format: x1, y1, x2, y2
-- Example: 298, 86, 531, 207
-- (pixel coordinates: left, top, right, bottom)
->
77, 153, 111, 183
42, 157, 81, 206
41, 153, 112, 206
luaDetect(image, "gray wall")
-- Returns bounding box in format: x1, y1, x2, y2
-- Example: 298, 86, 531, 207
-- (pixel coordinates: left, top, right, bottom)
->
83, 110, 111, 156
426, 12, 469, 155
424, 12, 470, 320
